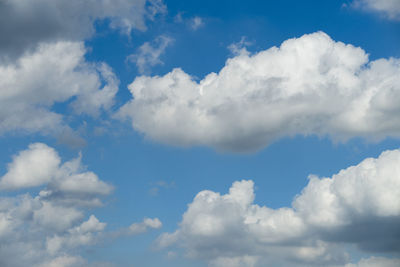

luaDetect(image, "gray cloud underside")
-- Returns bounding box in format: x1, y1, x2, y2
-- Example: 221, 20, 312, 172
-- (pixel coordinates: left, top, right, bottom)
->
0, 0, 166, 61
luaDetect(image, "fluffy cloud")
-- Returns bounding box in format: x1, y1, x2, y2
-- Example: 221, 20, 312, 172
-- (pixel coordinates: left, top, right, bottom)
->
0, 41, 118, 137
129, 217, 163, 234
0, 143, 60, 190
157, 149, 400, 266
127, 35, 173, 74
0, 0, 166, 61
0, 0, 168, 140
0, 143, 161, 267
0, 143, 113, 202
119, 32, 400, 152
351, 0, 400, 20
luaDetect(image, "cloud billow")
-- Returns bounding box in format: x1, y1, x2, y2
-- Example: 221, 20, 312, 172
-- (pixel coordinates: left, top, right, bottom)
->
119, 32, 400, 152
0, 143, 161, 267
0, 41, 118, 139
157, 148, 400, 266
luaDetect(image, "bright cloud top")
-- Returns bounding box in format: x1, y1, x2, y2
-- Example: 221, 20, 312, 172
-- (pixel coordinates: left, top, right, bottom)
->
352, 0, 400, 20
119, 32, 400, 152
0, 143, 161, 267
157, 148, 400, 266
0, 41, 118, 138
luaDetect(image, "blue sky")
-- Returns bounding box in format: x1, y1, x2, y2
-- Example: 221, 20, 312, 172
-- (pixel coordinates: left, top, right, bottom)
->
0, 1, 400, 267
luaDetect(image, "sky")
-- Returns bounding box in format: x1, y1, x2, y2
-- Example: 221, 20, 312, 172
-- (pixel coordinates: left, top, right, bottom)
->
0, 0, 400, 266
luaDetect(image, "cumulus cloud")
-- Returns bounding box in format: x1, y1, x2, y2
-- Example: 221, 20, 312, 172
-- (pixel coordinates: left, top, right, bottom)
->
0, 0, 167, 61
127, 35, 173, 74
157, 149, 400, 266
0, 0, 168, 140
351, 0, 400, 20
0, 41, 118, 137
119, 31, 400, 152
0, 143, 113, 206
0, 143, 60, 190
0, 143, 161, 267
128, 217, 163, 235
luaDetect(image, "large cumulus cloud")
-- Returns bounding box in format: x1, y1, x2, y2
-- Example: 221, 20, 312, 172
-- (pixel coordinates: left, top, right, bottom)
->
157, 148, 400, 266
119, 32, 400, 152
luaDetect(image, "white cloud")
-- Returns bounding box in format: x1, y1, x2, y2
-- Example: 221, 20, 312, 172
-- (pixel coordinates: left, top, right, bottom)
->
190, 16, 205, 30
209, 256, 259, 267
39, 255, 87, 267
0, 0, 167, 140
129, 217, 163, 234
351, 0, 400, 20
0, 143, 60, 190
149, 180, 176, 196
157, 148, 400, 266
0, 0, 167, 61
127, 35, 173, 74
0, 41, 118, 137
0, 143, 162, 267
228, 37, 253, 56
119, 31, 400, 152
345, 256, 400, 267
174, 13, 205, 30
0, 143, 113, 200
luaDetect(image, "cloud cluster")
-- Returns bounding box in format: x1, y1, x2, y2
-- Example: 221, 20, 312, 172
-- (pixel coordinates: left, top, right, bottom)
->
157, 148, 400, 266
119, 31, 400, 152
0, 0, 167, 141
0, 143, 161, 267
0, 0, 166, 61
351, 0, 400, 20
0, 41, 118, 139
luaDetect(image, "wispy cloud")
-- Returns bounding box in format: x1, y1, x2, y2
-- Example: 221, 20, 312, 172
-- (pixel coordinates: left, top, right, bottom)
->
127, 35, 173, 74
349, 0, 400, 20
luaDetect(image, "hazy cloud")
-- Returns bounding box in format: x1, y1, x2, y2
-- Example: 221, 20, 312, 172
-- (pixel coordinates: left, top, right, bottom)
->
127, 35, 173, 74
351, 0, 400, 20
190, 16, 205, 30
